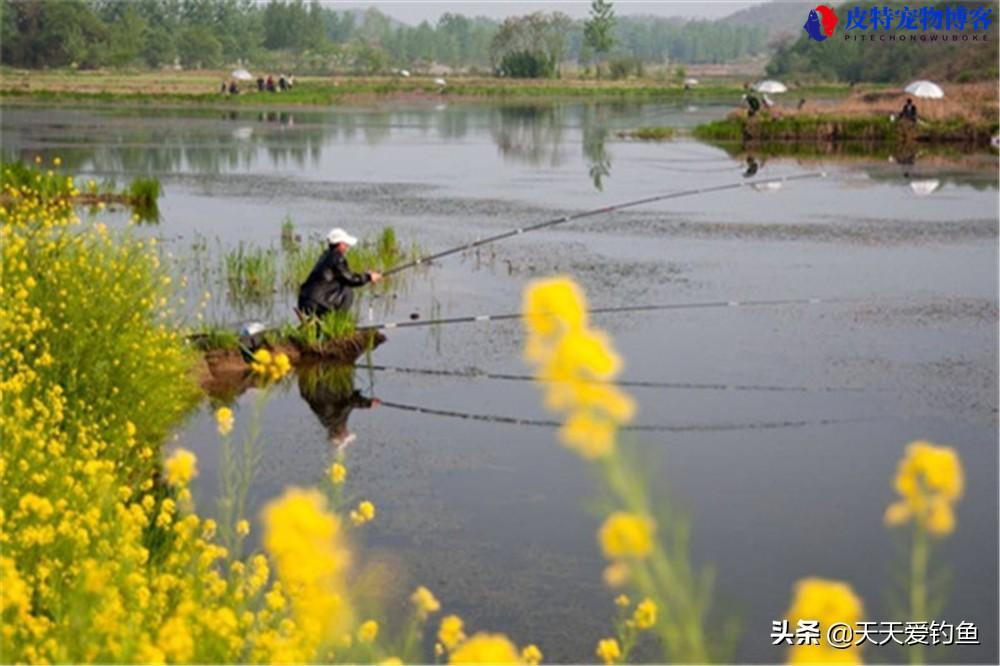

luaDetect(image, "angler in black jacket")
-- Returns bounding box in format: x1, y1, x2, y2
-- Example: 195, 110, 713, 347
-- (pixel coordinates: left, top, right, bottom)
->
297, 227, 381, 317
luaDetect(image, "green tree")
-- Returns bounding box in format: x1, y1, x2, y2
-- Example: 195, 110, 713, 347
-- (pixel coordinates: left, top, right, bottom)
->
490, 12, 567, 78
141, 24, 175, 68
177, 24, 222, 68
583, 0, 615, 74
106, 3, 147, 67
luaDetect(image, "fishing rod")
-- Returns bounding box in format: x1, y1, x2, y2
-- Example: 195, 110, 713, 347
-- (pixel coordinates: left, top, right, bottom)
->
377, 399, 874, 433
363, 363, 870, 394
381, 171, 827, 277
358, 296, 841, 331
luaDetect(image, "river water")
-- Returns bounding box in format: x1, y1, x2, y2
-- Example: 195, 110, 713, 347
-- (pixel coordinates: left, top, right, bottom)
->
2, 100, 997, 663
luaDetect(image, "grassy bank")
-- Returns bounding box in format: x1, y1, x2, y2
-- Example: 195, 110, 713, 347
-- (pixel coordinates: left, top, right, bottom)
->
1, 69, 856, 107
693, 114, 998, 146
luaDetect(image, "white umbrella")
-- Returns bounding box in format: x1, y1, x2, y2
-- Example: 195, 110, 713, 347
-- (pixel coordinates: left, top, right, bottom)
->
434, 78, 447, 87
399, 69, 411, 78
683, 77, 699, 86
231, 68, 253, 81
754, 80, 788, 94
904, 80, 944, 99
909, 179, 941, 196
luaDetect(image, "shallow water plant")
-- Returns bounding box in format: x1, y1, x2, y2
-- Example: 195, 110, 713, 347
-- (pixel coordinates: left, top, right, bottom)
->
225, 241, 278, 303
128, 176, 162, 223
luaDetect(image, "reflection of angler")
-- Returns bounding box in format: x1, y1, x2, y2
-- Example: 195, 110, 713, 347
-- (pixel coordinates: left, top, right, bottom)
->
298, 374, 379, 449
743, 156, 760, 178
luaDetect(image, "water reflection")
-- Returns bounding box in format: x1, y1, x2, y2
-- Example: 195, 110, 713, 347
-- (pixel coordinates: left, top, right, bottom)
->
3, 103, 995, 195
0, 102, 655, 190
581, 104, 612, 191
297, 364, 378, 449
491, 105, 566, 167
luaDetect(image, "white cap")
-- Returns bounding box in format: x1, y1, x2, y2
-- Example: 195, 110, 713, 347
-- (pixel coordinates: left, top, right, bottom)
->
326, 227, 358, 247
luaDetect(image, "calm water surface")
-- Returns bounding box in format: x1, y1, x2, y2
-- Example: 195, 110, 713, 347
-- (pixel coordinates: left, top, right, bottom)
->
3, 100, 997, 663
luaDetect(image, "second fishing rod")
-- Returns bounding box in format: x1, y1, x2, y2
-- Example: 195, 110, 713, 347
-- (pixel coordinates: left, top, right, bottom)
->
381, 171, 827, 278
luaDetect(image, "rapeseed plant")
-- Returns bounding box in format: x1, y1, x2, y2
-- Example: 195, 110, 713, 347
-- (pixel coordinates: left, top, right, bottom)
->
884, 441, 964, 664
1, 161, 536, 664
523, 276, 719, 663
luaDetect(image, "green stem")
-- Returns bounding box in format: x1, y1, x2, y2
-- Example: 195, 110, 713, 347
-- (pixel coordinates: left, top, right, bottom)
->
909, 525, 928, 664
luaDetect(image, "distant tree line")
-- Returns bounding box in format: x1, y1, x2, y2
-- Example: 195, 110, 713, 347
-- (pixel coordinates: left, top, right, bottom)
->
766, 0, 998, 83
0, 0, 768, 74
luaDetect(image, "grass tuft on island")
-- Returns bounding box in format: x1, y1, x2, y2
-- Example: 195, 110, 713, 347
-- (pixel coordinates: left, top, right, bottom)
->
617, 126, 677, 141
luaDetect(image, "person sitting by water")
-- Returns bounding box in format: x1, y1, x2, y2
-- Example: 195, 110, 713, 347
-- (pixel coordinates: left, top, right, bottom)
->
279, 75, 288, 91
221, 80, 228, 94
743, 93, 761, 117
266, 75, 276, 93
228, 81, 239, 95
297, 228, 382, 318
257, 76, 265, 92
900, 98, 918, 122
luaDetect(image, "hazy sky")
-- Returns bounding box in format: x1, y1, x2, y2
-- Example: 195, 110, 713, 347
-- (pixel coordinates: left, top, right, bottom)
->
322, 1, 772, 24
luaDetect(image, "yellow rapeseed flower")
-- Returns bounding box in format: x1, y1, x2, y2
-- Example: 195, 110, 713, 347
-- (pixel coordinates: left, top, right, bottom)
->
884, 441, 963, 536
438, 615, 466, 649
633, 598, 657, 630
250, 349, 292, 383
236, 519, 250, 536
215, 406, 234, 436
410, 585, 440, 618
602, 562, 630, 588
262, 488, 352, 648
522, 276, 587, 343
448, 633, 520, 664
614, 594, 630, 608
357, 619, 379, 643
786, 578, 863, 665
520, 644, 543, 665
164, 449, 197, 487
350, 500, 376, 526
330, 462, 347, 485
598, 512, 655, 560
595, 638, 621, 665
559, 410, 615, 459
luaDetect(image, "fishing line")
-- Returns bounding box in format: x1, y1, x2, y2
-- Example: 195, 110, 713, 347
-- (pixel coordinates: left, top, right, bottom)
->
364, 363, 869, 393
358, 296, 842, 331
377, 399, 873, 433
382, 172, 827, 277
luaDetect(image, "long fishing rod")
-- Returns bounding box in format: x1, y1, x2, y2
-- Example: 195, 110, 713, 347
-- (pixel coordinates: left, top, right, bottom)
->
382, 171, 826, 277
358, 296, 840, 331
377, 399, 873, 433
364, 363, 870, 394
